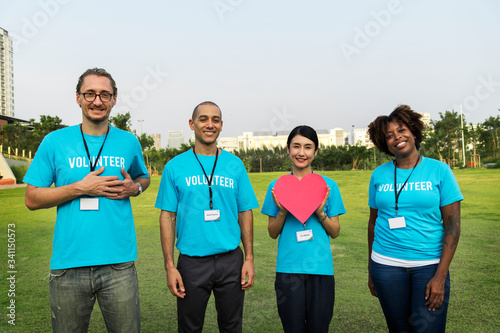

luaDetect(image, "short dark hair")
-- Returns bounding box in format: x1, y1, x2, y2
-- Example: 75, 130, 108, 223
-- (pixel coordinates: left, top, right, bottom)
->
192, 101, 221, 119
367, 104, 425, 156
76, 68, 117, 96
287, 125, 319, 150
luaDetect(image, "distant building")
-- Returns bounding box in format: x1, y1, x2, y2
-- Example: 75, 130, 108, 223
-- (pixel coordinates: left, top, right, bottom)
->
151, 133, 161, 150
317, 129, 330, 147
218, 137, 239, 152
234, 128, 347, 151
0, 27, 14, 117
182, 111, 434, 153
237, 131, 288, 150
419, 112, 431, 129
168, 130, 184, 149
0, 115, 31, 131
328, 128, 345, 147
238, 132, 254, 151
352, 128, 373, 148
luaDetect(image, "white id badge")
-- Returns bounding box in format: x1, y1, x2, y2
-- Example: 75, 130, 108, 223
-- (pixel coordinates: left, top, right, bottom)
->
296, 229, 313, 242
388, 216, 406, 229
80, 198, 99, 211
204, 210, 221, 221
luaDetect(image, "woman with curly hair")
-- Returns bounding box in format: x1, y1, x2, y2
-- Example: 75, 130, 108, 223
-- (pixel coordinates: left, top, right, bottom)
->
367, 105, 463, 333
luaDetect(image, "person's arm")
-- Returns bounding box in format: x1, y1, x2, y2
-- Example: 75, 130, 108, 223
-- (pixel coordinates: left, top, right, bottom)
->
238, 209, 255, 290
159, 210, 186, 298
425, 201, 461, 311
25, 166, 123, 210
106, 168, 151, 200
315, 187, 340, 239
268, 189, 287, 239
133, 175, 150, 194
367, 207, 378, 297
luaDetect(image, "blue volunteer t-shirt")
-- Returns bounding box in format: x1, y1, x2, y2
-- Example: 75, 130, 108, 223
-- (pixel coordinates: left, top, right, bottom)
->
261, 174, 346, 276
23, 125, 149, 269
155, 149, 259, 257
368, 157, 463, 261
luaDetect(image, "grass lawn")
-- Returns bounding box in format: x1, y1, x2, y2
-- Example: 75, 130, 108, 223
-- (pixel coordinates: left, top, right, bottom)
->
1, 168, 499, 332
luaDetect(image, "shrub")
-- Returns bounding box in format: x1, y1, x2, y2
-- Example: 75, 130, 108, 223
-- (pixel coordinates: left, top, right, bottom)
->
10, 165, 29, 183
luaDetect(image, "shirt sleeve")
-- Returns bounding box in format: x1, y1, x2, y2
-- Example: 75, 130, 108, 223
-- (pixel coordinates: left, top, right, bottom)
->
155, 163, 179, 212
325, 179, 346, 217
368, 171, 378, 209
439, 163, 464, 207
261, 180, 279, 217
23, 135, 56, 187
236, 163, 259, 211
129, 137, 149, 179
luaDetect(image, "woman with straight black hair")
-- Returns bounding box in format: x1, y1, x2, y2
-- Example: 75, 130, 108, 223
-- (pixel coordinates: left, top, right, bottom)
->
261, 125, 346, 333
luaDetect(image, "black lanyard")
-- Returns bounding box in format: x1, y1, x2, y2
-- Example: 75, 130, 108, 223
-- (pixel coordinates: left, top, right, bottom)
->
80, 124, 110, 172
192, 147, 219, 209
394, 155, 421, 216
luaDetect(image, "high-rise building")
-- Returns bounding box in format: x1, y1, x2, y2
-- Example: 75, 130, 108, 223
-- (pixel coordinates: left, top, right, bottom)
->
0, 27, 14, 117
151, 133, 162, 150
168, 130, 184, 149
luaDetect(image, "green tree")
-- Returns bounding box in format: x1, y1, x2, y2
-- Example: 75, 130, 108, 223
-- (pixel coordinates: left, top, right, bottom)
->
109, 112, 132, 132
234, 144, 372, 172
314, 145, 370, 171
137, 133, 154, 151
147, 148, 168, 174
420, 122, 440, 160
479, 115, 500, 159
147, 142, 194, 175
234, 146, 289, 173
466, 122, 483, 165
0, 115, 66, 154
0, 121, 30, 153
29, 115, 65, 151
365, 147, 392, 169
421, 110, 464, 165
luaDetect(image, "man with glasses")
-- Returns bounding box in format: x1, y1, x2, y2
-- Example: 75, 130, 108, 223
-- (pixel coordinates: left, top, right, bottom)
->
24, 68, 149, 332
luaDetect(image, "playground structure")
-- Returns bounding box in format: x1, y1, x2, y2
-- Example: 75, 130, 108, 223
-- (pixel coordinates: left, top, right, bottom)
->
0, 153, 16, 185
441, 155, 481, 168
0, 144, 33, 185
469, 154, 481, 168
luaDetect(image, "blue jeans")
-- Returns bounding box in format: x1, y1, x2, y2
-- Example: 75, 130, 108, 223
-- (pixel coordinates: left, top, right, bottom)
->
49, 262, 140, 333
370, 260, 450, 333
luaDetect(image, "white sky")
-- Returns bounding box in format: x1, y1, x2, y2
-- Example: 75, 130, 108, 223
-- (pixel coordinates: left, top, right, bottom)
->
2, 0, 500, 146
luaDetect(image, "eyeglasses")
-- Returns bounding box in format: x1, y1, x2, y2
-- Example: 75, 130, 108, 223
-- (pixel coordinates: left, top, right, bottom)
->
80, 92, 114, 102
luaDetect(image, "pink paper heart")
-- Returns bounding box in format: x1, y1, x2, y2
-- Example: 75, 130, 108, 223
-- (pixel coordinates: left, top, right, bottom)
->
274, 173, 327, 224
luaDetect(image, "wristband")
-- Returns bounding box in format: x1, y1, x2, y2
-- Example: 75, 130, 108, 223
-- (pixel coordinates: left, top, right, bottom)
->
135, 182, 142, 195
